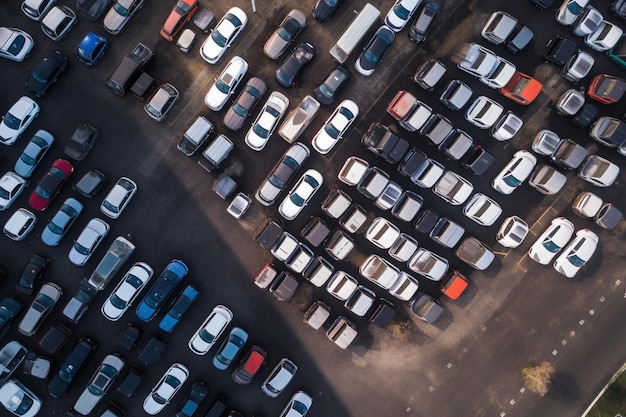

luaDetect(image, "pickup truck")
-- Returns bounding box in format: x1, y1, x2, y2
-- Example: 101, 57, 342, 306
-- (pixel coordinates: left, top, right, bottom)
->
88, 237, 135, 291
106, 43, 153, 95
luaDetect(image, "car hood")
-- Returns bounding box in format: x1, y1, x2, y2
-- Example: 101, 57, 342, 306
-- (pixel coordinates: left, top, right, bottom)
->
104, 10, 126, 31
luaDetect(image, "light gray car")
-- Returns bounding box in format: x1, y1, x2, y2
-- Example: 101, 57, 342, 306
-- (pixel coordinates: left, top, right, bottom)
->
255, 142, 309, 206
18, 282, 62, 336
263, 9, 307, 59
73, 354, 125, 415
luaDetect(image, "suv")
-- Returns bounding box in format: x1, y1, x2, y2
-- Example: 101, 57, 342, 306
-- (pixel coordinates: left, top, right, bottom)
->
64, 123, 99, 161
62, 278, 97, 323
49, 337, 98, 398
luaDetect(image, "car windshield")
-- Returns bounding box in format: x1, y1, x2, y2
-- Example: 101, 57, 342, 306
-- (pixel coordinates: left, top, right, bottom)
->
8, 35, 26, 55
32, 70, 48, 84
292, 400, 308, 414
3, 113, 21, 129
393, 3, 410, 19
103, 200, 120, 213
277, 26, 293, 42
324, 123, 340, 138
0, 188, 8, 199
5, 388, 33, 413
176, 1, 192, 13
74, 242, 91, 255
198, 329, 215, 343
253, 123, 269, 138
211, 30, 228, 47
48, 219, 65, 234
35, 293, 54, 310
215, 79, 231, 94
363, 50, 380, 64
567, 1, 583, 14
232, 103, 247, 117
289, 193, 306, 207
110, 294, 127, 309
268, 175, 284, 188
113, 2, 130, 16
542, 239, 561, 253
502, 173, 522, 187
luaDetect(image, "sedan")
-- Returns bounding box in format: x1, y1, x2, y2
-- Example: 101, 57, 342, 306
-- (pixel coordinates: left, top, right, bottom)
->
18, 282, 62, 337
255, 142, 310, 206
245, 91, 289, 151
158, 285, 199, 333
14, 130, 54, 178
0, 96, 40, 145
499, 71, 543, 105
275, 42, 315, 88
278, 169, 324, 220
0, 298, 22, 341
313, 65, 350, 105
408, 248, 449, 281
213, 327, 248, 370
188, 305, 233, 355
103, 0, 144, 35
279, 391, 313, 417
492, 150, 537, 194
100, 176, 137, 219
312, 0, 342, 22
143, 363, 189, 415
68, 218, 110, 266
223, 77, 266, 131
0, 171, 27, 211
28, 158, 73, 211
355, 25, 394, 76
553, 229, 599, 278
160, 0, 198, 42
528, 217, 575, 265
41, 197, 83, 246
0, 379, 41, 417
76, 31, 108, 65
0, 27, 34, 62
73, 354, 125, 415
136, 259, 187, 322
17, 254, 49, 295
311, 99, 359, 154
101, 262, 153, 321
263, 9, 307, 59
204, 56, 248, 111
200, 7, 247, 64
384, 0, 421, 32
463, 193, 502, 226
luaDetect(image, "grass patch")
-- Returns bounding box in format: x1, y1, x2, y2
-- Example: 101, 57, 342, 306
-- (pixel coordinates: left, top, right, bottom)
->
589, 369, 626, 417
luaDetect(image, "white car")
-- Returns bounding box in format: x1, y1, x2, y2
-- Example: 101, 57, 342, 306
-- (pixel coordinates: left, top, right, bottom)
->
463, 193, 502, 226
457, 43, 499, 78
528, 217, 575, 265
188, 305, 233, 355
553, 229, 599, 278
0, 379, 42, 417
261, 358, 297, 398
279, 391, 313, 417
200, 7, 247, 64
204, 56, 248, 111
143, 363, 189, 415
492, 150, 537, 194
578, 155, 620, 187
21, 0, 56, 21
365, 217, 400, 249
556, 0, 589, 25
73, 354, 125, 415
408, 248, 448, 281
0, 96, 40, 145
464, 96, 503, 129
388, 271, 419, 301
3, 208, 36, 241
561, 50, 594, 82
491, 111, 523, 141
532, 129, 560, 156
326, 271, 357, 300
359, 254, 400, 289
100, 177, 137, 219
41, 5, 76, 41
278, 169, 323, 220
585, 20, 623, 51
572, 6, 603, 36
245, 91, 289, 151
311, 99, 359, 154
0, 171, 27, 211
496, 216, 529, 248
103, 0, 144, 35
101, 262, 154, 321
384, 0, 422, 32
480, 57, 515, 89
68, 218, 110, 266
0, 27, 34, 62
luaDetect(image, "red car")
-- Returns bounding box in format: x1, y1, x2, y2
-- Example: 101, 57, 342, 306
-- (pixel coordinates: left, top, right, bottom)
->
499, 71, 543, 105
160, 0, 198, 41
29, 159, 74, 211
587, 74, 626, 104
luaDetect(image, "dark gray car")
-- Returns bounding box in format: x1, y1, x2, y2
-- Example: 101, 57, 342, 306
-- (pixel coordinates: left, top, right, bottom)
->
551, 139, 588, 170
64, 123, 99, 161
409, 293, 443, 323
314, 65, 350, 105
223, 77, 267, 131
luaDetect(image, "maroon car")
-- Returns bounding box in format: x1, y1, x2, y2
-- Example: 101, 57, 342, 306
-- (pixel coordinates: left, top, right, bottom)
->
29, 158, 74, 211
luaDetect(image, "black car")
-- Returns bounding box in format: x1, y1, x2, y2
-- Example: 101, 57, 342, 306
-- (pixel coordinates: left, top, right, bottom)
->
17, 254, 50, 295
543, 35, 577, 66
64, 123, 99, 161
314, 65, 350, 105
460, 144, 495, 176
49, 337, 97, 398
38, 323, 72, 355
138, 336, 166, 365
0, 297, 23, 341
275, 42, 316, 88
408, 1, 440, 44
173, 381, 209, 417
116, 365, 145, 398
361, 122, 409, 164
531, 0, 555, 10
397, 147, 427, 177
26, 50, 69, 97
75, 0, 110, 20
73, 169, 108, 198
355, 26, 395, 76
312, 0, 342, 22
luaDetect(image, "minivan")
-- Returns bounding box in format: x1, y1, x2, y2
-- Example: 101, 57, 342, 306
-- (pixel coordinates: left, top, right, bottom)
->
408, 1, 440, 43
177, 116, 214, 156
413, 58, 446, 91
329, 3, 380, 64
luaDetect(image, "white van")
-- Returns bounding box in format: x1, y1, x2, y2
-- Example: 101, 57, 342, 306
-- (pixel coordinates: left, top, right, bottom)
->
329, 3, 380, 64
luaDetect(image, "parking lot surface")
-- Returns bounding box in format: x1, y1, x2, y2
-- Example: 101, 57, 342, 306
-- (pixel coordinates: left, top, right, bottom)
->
1, 0, 625, 416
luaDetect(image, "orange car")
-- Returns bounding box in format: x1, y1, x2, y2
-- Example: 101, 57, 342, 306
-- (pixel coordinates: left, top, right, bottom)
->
440, 270, 469, 300
587, 74, 626, 104
499, 71, 543, 105
160, 0, 198, 42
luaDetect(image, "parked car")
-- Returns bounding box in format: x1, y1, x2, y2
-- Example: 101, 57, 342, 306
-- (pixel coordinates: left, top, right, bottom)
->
480, 56, 516, 88
326, 271, 357, 300
158, 285, 199, 333
506, 23, 534, 53
173, 381, 209, 417
68, 218, 110, 266
143, 363, 189, 415
532, 129, 561, 156
188, 305, 233, 355
0, 96, 40, 146
62, 277, 97, 323
278, 169, 323, 220
408, 248, 448, 281
213, 327, 248, 370
145, 83, 179, 121
73, 354, 125, 415
64, 123, 99, 161
491, 111, 523, 141
556, 0, 589, 25
408, 0, 440, 43
75, 0, 110, 20
3, 208, 37, 241
232, 345, 267, 384
264, 9, 307, 59
41, 5, 77, 41
585, 20, 623, 51
587, 74, 626, 104
481, 10, 517, 44
255, 142, 309, 206
223, 77, 266, 131
103, 0, 144, 35
275, 42, 315, 88
26, 50, 68, 97
28, 158, 73, 211
409, 293, 443, 323
0, 379, 41, 417
492, 150, 537, 194
457, 43, 499, 78
590, 116, 626, 148
261, 358, 297, 398
40, 197, 82, 245
385, 0, 421, 32
456, 236, 496, 270
18, 282, 62, 337
17, 254, 49, 295
314, 66, 351, 105
38, 322, 72, 355
572, 6, 603, 36
439, 80, 473, 111
160, 0, 198, 41
0, 298, 23, 341
0, 172, 27, 211
101, 262, 153, 321
463, 193, 502, 226
433, 170, 473, 205
200, 7, 247, 63
528, 217, 575, 264
359, 255, 400, 289
496, 216, 529, 248
578, 155, 620, 187
14, 129, 55, 178
48, 337, 97, 398
136, 259, 187, 322
245, 91, 289, 151
204, 56, 248, 111
312, 0, 342, 22
0, 27, 34, 62
365, 217, 400, 249
100, 177, 137, 219
278, 95, 320, 143
464, 96, 503, 129
553, 229, 599, 277
499, 71, 543, 105
312, 99, 359, 154
460, 144, 495, 176
279, 391, 313, 417
21, 0, 56, 21
355, 25, 394, 76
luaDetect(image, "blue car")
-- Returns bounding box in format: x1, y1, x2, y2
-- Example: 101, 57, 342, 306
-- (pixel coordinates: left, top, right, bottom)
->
158, 285, 199, 333
136, 259, 187, 322
76, 32, 108, 66
212, 327, 248, 370
14, 130, 55, 178
41, 198, 84, 246
0, 297, 23, 341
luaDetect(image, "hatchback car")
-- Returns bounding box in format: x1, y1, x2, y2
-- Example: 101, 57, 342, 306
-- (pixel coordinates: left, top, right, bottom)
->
136, 259, 188, 322
585, 20, 623, 51
492, 150, 537, 195
160, 0, 198, 41
0, 27, 34, 62
439, 80, 472, 110
578, 155, 620, 187
101, 262, 153, 321
205, 56, 248, 111
528, 217, 575, 264
26, 50, 68, 97
408, 248, 448, 281
103, 0, 144, 34
0, 379, 41, 417
278, 169, 323, 220
74, 169, 107, 197
145, 83, 179, 121
173, 382, 208, 417
385, 0, 421, 32
188, 305, 233, 355
572, 6, 603, 36
481, 10, 517, 44
496, 216, 529, 248
587, 74, 626, 104
365, 217, 400, 249
76, 31, 108, 65
556, 0, 589, 25
279, 391, 313, 417
0, 172, 27, 211
41, 5, 77, 41
200, 7, 247, 63
213, 327, 248, 370
223, 77, 266, 131
73, 354, 125, 415
264, 9, 307, 59
464, 96, 503, 129
275, 42, 315, 87
499, 71, 543, 105
312, 0, 342, 21
28, 158, 73, 211
100, 176, 137, 219
314, 65, 351, 105
462, 193, 502, 226
17, 254, 49, 295
491, 111, 523, 141
532, 129, 561, 156
261, 358, 297, 398
22, 0, 56, 21
143, 363, 189, 415
64, 122, 99, 161
14, 130, 54, 178
457, 43, 499, 78
0, 96, 40, 146
355, 25, 394, 76
232, 345, 267, 384
18, 281, 62, 337
506, 23, 534, 53
3, 208, 37, 241
553, 229, 598, 278
256, 142, 309, 206
528, 164, 568, 195
409, 293, 443, 323
245, 91, 289, 151
312, 99, 359, 154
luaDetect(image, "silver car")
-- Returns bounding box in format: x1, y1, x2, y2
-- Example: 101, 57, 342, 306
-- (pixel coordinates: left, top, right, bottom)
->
73, 354, 125, 415
264, 9, 307, 59
103, 0, 144, 35
18, 282, 62, 336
